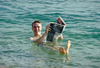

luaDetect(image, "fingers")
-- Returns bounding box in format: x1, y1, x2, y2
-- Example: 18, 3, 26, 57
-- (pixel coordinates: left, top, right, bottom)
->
48, 26, 51, 31
46, 24, 51, 31
45, 24, 51, 34
46, 24, 50, 29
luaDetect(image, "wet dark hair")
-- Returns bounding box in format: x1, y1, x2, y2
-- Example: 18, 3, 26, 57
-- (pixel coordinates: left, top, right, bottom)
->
32, 20, 42, 27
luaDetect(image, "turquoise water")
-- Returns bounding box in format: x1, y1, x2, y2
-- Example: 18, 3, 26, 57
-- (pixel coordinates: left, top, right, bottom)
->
0, 0, 100, 68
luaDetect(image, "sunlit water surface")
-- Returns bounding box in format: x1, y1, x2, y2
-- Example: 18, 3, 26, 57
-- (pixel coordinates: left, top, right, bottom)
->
0, 0, 100, 68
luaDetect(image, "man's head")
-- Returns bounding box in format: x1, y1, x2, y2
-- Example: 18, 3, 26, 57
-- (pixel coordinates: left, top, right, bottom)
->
32, 20, 42, 36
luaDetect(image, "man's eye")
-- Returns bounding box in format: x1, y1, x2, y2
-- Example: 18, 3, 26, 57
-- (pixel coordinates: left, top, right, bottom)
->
34, 26, 36, 28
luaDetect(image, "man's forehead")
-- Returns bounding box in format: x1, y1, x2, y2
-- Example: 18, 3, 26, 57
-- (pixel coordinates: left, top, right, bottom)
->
33, 23, 41, 26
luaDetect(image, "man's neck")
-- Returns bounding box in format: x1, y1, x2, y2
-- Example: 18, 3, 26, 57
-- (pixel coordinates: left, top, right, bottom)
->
34, 34, 41, 37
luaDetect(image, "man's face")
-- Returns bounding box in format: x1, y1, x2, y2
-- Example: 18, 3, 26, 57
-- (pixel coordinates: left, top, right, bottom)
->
32, 23, 42, 35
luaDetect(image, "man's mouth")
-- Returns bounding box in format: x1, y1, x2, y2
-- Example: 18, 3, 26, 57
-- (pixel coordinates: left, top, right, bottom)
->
35, 31, 38, 33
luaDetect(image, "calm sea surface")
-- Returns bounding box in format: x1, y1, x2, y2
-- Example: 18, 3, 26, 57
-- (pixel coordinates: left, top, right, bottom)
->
0, 0, 100, 68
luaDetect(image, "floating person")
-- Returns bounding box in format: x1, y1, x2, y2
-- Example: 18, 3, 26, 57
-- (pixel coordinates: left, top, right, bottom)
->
30, 20, 71, 54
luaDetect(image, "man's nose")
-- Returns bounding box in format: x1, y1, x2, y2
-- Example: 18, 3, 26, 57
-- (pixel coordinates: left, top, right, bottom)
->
36, 27, 38, 30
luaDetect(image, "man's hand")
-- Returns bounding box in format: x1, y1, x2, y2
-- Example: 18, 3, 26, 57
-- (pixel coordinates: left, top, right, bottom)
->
45, 24, 51, 34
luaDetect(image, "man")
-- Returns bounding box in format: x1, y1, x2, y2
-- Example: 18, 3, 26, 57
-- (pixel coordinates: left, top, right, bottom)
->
30, 20, 42, 41
30, 20, 71, 54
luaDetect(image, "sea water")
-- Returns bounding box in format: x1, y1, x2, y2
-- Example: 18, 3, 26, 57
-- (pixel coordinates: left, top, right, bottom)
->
0, 0, 100, 68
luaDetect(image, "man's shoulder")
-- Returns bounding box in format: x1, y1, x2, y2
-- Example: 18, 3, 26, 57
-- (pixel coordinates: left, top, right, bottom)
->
29, 37, 37, 42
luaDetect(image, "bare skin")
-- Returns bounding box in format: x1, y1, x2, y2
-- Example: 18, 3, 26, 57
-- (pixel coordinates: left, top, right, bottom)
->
30, 21, 71, 54
59, 40, 71, 54
30, 23, 42, 41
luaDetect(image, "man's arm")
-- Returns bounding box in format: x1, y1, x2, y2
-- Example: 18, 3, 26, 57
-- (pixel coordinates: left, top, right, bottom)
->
35, 24, 50, 44
58, 34, 63, 40
35, 33, 47, 44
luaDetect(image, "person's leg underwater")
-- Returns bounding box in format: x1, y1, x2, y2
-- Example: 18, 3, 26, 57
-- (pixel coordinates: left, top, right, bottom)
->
59, 40, 71, 54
